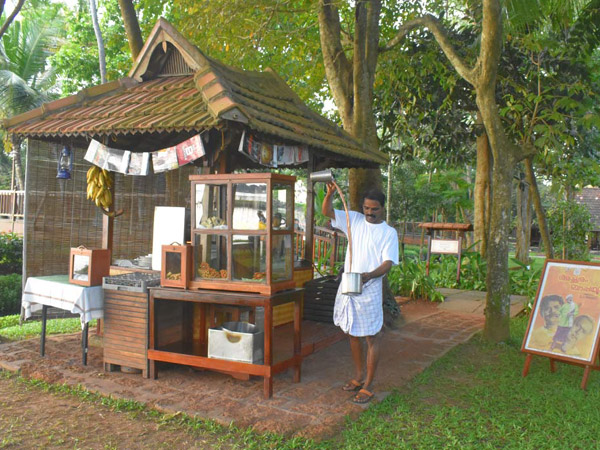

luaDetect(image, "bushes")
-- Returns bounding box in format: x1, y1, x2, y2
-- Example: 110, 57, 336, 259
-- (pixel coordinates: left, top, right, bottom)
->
0, 273, 22, 316
546, 200, 591, 261
0, 232, 23, 275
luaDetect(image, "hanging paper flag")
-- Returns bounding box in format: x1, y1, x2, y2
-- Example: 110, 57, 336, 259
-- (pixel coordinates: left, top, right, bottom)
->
274, 145, 295, 166
260, 143, 275, 167
295, 146, 309, 163
238, 131, 260, 163
176, 133, 205, 165
127, 152, 150, 176
84, 139, 129, 173
152, 147, 179, 173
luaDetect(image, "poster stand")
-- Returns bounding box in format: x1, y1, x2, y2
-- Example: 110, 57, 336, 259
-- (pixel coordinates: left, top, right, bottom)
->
521, 259, 600, 389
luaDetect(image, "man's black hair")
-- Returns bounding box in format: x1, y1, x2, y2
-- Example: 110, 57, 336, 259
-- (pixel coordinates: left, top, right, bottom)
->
363, 189, 386, 208
540, 294, 563, 310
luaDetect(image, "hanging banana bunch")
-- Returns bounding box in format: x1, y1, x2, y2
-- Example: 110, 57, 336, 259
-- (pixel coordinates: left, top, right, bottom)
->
86, 166, 113, 210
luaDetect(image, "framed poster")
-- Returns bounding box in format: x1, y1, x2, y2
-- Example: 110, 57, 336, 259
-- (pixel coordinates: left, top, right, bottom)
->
522, 260, 600, 364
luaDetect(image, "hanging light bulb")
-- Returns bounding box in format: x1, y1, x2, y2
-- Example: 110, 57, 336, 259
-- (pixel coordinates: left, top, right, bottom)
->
56, 145, 73, 179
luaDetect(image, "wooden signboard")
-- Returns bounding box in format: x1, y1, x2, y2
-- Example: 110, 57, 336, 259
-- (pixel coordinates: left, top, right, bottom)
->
522, 260, 600, 389
426, 237, 462, 282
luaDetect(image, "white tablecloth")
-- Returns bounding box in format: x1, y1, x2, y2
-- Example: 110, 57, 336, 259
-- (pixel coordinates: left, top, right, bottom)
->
22, 275, 104, 329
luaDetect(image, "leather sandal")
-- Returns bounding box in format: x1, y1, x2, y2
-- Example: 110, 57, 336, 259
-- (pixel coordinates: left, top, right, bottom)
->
352, 388, 374, 404
342, 379, 363, 391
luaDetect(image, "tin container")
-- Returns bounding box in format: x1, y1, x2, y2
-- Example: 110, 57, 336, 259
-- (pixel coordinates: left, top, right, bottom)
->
208, 321, 264, 364
341, 272, 362, 295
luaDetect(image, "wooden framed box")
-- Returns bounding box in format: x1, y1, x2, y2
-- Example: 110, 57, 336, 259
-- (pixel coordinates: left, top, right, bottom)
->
189, 172, 296, 295
69, 247, 111, 286
161, 243, 192, 288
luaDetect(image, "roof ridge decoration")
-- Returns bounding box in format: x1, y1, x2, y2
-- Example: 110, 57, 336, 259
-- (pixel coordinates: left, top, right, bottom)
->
129, 18, 207, 82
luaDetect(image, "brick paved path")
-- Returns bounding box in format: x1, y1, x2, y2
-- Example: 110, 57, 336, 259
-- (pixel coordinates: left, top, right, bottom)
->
0, 301, 485, 438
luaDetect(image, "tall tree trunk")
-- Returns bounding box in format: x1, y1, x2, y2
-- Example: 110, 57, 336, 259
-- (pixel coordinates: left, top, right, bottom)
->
318, 0, 384, 211
483, 152, 512, 342
89, 0, 107, 84
11, 136, 24, 191
477, 0, 516, 342
473, 118, 491, 256
524, 158, 553, 258
515, 169, 531, 263
117, 0, 144, 60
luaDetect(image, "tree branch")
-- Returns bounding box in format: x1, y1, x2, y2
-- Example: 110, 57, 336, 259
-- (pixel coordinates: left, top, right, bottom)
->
318, 0, 353, 122
0, 0, 25, 41
380, 14, 476, 86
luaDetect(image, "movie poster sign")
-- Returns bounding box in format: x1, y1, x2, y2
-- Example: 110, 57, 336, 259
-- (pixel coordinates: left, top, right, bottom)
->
522, 260, 600, 364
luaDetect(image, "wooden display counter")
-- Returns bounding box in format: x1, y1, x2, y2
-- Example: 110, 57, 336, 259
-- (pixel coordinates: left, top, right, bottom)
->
147, 287, 303, 399
103, 288, 149, 377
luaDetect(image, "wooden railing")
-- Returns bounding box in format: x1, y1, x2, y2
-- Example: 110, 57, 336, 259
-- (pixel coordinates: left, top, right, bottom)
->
294, 226, 347, 274
0, 190, 24, 219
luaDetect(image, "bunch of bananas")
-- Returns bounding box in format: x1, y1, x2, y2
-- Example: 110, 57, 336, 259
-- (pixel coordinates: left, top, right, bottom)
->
86, 166, 113, 209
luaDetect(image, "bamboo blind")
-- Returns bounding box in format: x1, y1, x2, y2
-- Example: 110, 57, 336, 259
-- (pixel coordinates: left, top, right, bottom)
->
25, 139, 196, 278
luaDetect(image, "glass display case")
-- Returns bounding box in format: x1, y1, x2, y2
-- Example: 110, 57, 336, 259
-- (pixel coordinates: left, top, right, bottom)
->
69, 247, 111, 286
160, 244, 192, 288
189, 173, 296, 294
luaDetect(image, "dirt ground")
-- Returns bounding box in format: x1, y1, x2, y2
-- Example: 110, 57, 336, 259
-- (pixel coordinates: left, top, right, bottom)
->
0, 374, 227, 449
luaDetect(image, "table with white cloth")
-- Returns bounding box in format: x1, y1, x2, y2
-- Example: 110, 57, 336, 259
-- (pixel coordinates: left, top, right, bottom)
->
22, 275, 104, 365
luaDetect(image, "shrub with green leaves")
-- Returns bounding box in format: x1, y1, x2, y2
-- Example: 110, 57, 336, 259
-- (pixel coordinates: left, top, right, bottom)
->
0, 273, 22, 316
0, 232, 23, 275
547, 200, 591, 261
388, 258, 444, 302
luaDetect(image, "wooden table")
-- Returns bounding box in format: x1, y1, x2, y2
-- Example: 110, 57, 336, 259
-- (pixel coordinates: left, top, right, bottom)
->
147, 287, 303, 399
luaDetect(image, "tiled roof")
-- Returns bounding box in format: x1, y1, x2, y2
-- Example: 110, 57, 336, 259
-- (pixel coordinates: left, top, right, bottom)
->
3, 19, 386, 166
5, 76, 215, 137
575, 187, 600, 231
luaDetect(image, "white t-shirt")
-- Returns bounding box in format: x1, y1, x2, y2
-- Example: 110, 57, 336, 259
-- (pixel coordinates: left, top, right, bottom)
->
331, 209, 399, 336
332, 209, 399, 273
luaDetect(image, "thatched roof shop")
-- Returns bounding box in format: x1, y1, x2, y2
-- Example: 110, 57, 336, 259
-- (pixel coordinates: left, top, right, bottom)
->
3, 18, 386, 279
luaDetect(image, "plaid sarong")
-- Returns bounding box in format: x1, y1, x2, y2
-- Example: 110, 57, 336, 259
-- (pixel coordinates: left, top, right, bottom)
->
333, 277, 383, 337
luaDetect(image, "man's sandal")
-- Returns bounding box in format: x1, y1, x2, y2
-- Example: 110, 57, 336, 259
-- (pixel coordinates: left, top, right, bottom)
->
352, 388, 374, 404
342, 379, 363, 391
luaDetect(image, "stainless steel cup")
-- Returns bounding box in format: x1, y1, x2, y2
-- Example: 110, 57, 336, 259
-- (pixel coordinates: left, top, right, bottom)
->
341, 272, 362, 295
310, 169, 334, 183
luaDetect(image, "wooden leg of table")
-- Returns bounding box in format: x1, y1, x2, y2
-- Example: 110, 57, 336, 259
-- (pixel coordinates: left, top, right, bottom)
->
82, 322, 89, 366
40, 305, 48, 357
522, 354, 532, 377
263, 303, 273, 399
149, 360, 157, 379
550, 358, 557, 373
581, 365, 592, 390
293, 298, 301, 383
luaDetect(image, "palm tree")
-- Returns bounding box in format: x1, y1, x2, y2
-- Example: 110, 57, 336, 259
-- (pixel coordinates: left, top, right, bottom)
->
0, 10, 61, 189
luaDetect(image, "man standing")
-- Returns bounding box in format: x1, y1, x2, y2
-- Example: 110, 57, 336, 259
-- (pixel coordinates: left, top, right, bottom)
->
322, 183, 399, 403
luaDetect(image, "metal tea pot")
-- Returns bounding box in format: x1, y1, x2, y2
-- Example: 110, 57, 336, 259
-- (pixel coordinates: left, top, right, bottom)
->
310, 170, 362, 295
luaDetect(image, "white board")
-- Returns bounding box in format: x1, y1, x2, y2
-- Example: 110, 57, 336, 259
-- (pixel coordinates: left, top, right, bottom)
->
152, 206, 186, 271
430, 239, 460, 255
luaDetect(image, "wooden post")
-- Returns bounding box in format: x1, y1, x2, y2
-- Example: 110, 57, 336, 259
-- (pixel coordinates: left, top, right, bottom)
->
305, 153, 316, 264
101, 172, 115, 251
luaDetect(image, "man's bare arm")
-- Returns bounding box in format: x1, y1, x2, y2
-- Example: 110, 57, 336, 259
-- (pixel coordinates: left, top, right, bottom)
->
322, 182, 336, 219
362, 260, 393, 283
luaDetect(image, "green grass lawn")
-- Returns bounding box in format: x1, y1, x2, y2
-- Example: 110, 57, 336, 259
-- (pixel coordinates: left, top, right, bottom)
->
0, 315, 88, 341
329, 317, 600, 449
2, 315, 599, 448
